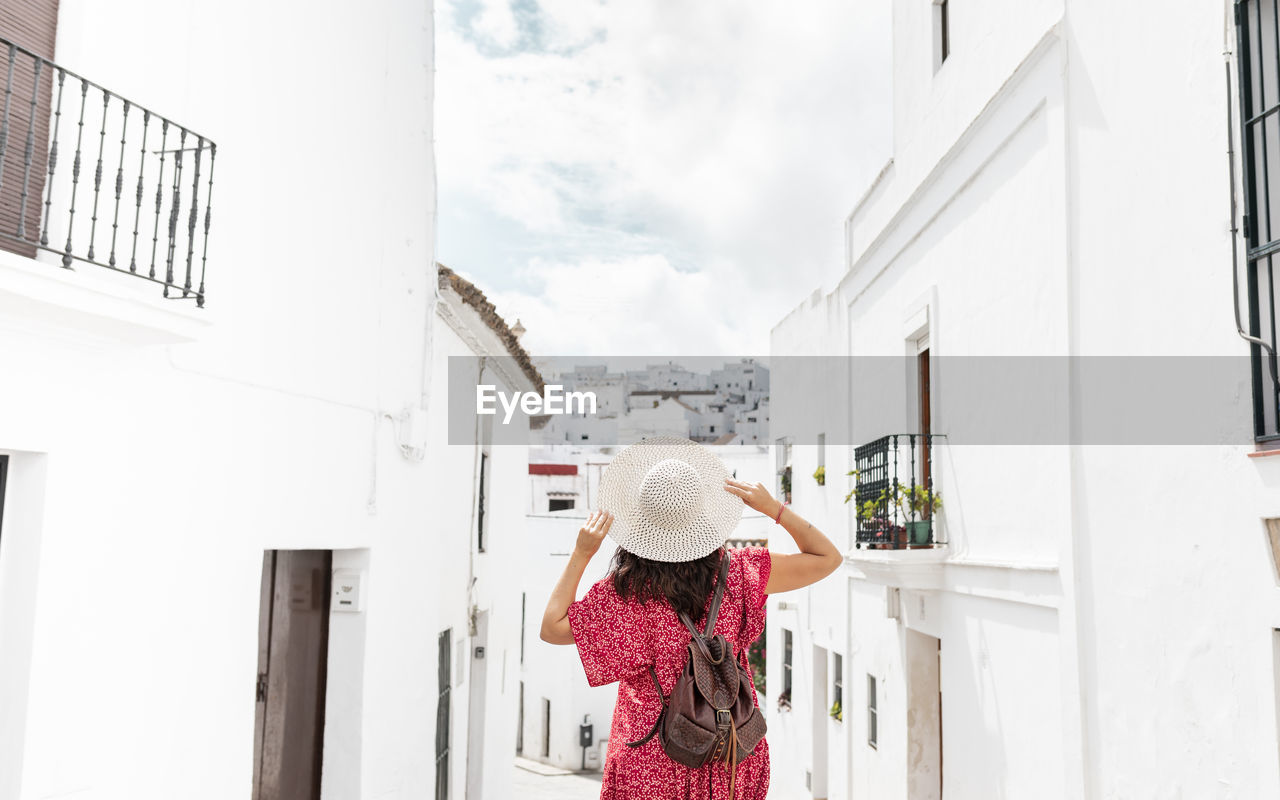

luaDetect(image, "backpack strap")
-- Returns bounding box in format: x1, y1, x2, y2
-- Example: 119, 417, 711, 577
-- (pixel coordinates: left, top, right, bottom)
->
678, 550, 732, 639
625, 665, 667, 749
703, 550, 732, 637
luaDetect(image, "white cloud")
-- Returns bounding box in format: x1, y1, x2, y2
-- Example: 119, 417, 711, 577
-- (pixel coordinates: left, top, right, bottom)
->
436, 0, 891, 356
477, 254, 780, 356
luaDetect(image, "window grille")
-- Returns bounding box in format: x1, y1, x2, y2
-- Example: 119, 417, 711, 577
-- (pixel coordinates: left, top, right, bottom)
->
1235, 0, 1280, 441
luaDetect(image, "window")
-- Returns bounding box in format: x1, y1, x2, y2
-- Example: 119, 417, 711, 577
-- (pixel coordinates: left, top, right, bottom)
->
832, 653, 843, 722
548, 498, 574, 512
1236, 1, 1280, 442
933, 0, 950, 70
867, 674, 878, 748
776, 437, 793, 502
782, 628, 794, 697
476, 452, 489, 552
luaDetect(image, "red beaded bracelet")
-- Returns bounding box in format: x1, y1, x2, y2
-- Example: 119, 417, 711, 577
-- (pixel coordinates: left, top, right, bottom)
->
774, 504, 785, 524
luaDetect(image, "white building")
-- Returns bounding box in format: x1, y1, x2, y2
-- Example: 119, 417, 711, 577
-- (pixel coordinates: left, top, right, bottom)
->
0, 3, 533, 799
710, 359, 771, 395
618, 396, 693, 443
767, 2, 1280, 799
734, 400, 770, 445
626, 362, 710, 391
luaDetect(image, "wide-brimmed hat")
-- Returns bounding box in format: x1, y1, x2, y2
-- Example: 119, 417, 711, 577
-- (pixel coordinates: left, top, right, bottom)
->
598, 435, 744, 562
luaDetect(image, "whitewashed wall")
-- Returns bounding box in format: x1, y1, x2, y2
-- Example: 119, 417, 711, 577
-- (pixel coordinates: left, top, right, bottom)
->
770, 0, 1280, 798
0, 3, 528, 800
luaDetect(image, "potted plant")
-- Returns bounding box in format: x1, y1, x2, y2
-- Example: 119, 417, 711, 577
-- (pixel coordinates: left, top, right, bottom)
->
813, 465, 826, 486
829, 700, 843, 722
864, 515, 907, 549
897, 485, 942, 547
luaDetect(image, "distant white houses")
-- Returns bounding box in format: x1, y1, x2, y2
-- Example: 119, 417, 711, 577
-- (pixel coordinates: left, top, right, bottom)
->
535, 359, 770, 446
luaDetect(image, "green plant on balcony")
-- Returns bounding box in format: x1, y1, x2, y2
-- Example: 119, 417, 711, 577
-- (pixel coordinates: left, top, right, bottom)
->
894, 484, 941, 547
813, 465, 825, 486
898, 484, 942, 515
779, 465, 792, 503
829, 700, 843, 721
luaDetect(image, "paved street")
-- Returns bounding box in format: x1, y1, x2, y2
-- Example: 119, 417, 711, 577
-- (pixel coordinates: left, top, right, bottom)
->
514, 758, 603, 800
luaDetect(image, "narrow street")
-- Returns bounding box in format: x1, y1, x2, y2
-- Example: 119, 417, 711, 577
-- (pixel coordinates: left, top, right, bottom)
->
514, 758, 604, 800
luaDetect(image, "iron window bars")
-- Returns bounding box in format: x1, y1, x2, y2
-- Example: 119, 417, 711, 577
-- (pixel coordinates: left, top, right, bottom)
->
0, 36, 215, 306
852, 433, 939, 549
1235, 0, 1280, 441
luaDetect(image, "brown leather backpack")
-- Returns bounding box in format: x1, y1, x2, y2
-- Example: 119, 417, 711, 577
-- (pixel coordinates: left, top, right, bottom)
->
626, 552, 767, 796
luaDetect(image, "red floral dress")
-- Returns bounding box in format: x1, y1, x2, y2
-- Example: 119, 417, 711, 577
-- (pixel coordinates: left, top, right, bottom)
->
566, 546, 772, 800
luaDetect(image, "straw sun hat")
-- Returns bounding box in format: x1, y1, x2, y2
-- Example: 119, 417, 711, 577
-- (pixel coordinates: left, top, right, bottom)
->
598, 435, 745, 562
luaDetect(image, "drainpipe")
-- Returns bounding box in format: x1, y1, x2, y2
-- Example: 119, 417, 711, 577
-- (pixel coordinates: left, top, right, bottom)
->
1227, 49, 1279, 382
467, 357, 489, 634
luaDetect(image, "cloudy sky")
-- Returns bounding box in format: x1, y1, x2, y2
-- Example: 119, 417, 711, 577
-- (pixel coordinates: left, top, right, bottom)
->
435, 0, 891, 357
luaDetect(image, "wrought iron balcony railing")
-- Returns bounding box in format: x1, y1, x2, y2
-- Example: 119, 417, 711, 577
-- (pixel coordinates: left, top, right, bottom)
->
0, 37, 215, 305
850, 433, 940, 550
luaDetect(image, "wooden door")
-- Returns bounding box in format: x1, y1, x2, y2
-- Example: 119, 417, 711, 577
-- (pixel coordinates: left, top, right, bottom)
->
253, 550, 332, 800
918, 346, 932, 508
0, 0, 58, 258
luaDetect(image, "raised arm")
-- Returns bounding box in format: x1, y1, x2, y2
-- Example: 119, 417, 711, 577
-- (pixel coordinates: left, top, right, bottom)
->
539, 510, 613, 645
723, 479, 841, 594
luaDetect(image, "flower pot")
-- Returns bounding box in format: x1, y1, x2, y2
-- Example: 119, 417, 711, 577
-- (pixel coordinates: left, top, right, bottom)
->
905, 520, 933, 547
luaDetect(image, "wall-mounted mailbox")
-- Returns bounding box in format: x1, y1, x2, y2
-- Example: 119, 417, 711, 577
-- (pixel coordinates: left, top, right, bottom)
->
579, 723, 594, 748
331, 569, 365, 613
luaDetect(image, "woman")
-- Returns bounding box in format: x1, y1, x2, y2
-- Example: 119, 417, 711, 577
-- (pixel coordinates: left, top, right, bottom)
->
540, 437, 842, 800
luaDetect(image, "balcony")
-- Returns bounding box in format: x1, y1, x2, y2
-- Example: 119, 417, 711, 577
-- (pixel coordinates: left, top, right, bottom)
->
851, 433, 941, 550
0, 37, 215, 306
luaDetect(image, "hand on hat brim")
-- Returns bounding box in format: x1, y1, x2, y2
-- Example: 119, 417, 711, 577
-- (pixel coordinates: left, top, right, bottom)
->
574, 510, 614, 559
724, 478, 782, 519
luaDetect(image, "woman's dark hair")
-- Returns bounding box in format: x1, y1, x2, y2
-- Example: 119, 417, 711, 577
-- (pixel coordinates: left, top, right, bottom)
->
611, 545, 731, 623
